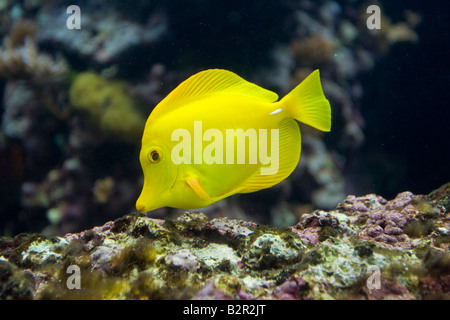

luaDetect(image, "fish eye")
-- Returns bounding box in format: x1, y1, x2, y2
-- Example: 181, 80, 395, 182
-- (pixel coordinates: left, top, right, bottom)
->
148, 148, 162, 163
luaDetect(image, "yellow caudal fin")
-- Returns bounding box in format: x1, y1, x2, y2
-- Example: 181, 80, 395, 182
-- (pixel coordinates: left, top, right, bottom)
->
280, 70, 331, 132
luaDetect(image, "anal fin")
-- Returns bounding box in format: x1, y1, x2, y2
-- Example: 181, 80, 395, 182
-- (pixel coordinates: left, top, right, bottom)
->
237, 118, 301, 193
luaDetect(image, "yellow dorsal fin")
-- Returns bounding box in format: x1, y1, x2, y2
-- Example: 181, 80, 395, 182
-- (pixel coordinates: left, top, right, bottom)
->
233, 118, 301, 194
186, 178, 211, 201
150, 69, 278, 119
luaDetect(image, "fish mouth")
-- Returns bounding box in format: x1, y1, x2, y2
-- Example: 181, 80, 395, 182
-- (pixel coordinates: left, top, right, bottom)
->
136, 166, 177, 213
136, 193, 161, 212
135, 199, 147, 213
136, 201, 158, 213
135, 178, 157, 212
136, 193, 154, 213
136, 203, 145, 212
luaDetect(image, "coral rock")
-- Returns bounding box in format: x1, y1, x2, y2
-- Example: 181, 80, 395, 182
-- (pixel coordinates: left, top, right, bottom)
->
0, 184, 449, 300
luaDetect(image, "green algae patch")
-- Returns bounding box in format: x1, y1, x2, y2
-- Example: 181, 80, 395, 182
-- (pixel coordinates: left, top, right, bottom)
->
69, 72, 145, 143
0, 260, 35, 300
242, 233, 305, 270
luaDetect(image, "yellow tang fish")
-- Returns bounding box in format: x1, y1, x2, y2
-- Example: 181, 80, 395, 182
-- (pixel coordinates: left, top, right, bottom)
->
136, 69, 331, 212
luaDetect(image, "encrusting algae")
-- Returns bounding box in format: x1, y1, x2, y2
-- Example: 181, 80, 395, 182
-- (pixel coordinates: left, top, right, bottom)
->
0, 184, 448, 300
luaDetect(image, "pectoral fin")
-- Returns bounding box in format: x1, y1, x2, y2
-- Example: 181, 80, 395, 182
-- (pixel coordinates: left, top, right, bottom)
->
186, 178, 211, 201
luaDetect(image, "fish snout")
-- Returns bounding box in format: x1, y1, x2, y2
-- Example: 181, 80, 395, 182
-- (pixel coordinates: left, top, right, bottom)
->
136, 199, 147, 213
136, 193, 160, 212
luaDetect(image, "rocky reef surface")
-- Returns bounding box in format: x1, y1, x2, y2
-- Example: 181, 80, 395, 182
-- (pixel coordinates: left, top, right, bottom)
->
1, 183, 448, 300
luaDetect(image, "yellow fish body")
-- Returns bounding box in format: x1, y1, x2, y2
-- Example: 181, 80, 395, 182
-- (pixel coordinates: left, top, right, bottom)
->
136, 69, 331, 212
